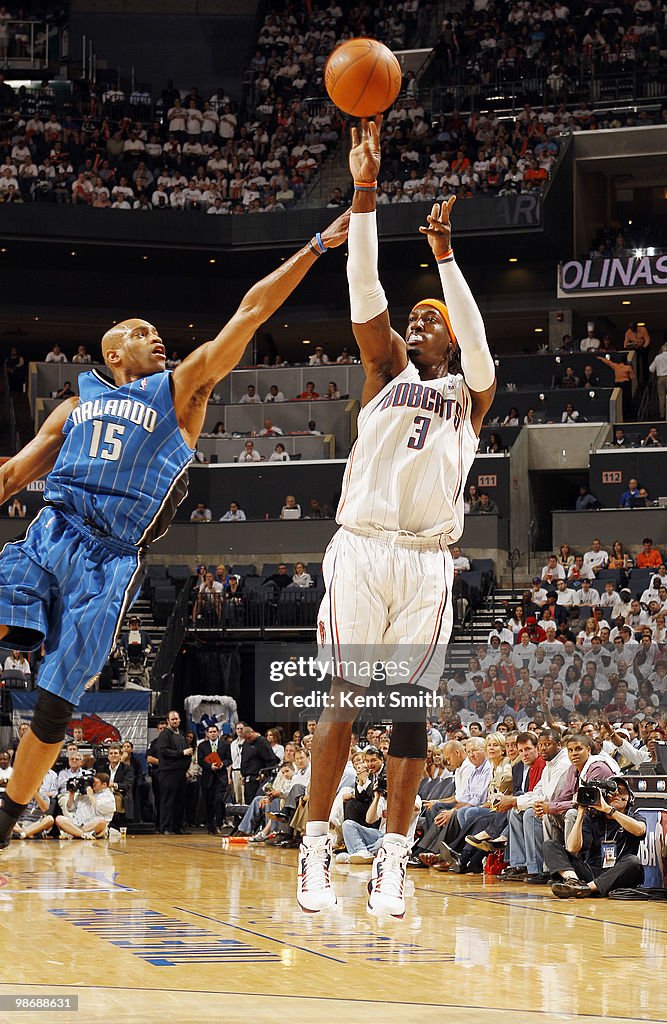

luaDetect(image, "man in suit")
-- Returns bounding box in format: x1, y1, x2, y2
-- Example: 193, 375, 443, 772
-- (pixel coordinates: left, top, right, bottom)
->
146, 719, 167, 829
240, 725, 280, 803
197, 724, 231, 834
155, 710, 193, 835
101, 743, 134, 823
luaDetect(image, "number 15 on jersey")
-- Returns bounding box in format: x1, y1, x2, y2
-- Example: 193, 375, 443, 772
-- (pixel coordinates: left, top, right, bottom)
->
88, 420, 126, 461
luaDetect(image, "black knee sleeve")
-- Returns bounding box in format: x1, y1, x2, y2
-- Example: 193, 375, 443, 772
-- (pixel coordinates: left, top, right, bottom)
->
388, 717, 428, 760
31, 687, 74, 744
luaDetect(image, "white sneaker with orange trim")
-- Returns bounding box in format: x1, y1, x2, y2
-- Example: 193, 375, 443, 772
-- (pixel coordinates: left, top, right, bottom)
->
297, 834, 337, 913
367, 840, 409, 918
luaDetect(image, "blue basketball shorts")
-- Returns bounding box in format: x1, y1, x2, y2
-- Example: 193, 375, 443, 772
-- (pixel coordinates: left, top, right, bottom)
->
0, 507, 145, 705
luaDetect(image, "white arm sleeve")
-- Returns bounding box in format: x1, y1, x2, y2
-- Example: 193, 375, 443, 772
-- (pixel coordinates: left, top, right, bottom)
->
438, 258, 495, 392
347, 210, 388, 324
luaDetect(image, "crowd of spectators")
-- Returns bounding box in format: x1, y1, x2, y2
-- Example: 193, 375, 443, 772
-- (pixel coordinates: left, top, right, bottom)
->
4, 341, 356, 376
406, 723, 652, 898
190, 495, 332, 524
4, 698, 658, 901
4, 0, 664, 218
433, 0, 666, 95
0, 47, 346, 214
443, 536, 667, 728
0, 0, 413, 214
190, 559, 325, 629
367, 100, 560, 206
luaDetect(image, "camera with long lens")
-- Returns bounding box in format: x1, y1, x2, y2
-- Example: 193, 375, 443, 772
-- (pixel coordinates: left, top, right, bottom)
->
577, 778, 618, 807
66, 770, 95, 795
374, 769, 388, 797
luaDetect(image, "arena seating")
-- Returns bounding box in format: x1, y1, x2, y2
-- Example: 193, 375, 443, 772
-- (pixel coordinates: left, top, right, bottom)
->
2, 0, 666, 732
2, 0, 665, 222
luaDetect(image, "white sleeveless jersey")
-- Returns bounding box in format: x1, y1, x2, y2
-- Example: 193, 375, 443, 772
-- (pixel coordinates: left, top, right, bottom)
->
337, 361, 479, 540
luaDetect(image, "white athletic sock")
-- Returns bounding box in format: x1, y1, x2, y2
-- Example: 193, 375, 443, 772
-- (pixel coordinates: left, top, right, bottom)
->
306, 821, 328, 838
383, 832, 409, 847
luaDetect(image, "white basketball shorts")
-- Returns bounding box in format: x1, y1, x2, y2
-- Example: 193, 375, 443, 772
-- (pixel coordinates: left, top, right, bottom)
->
316, 526, 454, 691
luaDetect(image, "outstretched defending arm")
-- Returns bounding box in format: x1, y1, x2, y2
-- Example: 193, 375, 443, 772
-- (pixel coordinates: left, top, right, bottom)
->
0, 397, 78, 506
346, 116, 407, 406
420, 200, 496, 434
172, 209, 350, 447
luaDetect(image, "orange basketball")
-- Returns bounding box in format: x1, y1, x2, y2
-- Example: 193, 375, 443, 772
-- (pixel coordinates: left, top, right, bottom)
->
324, 38, 402, 117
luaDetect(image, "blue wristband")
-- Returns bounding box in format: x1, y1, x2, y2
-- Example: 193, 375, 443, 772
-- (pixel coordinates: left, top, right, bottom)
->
313, 231, 327, 255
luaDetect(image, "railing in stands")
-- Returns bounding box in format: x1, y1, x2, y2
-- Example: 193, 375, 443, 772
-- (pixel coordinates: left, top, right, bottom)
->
507, 548, 522, 604
424, 68, 667, 117
150, 578, 192, 710
0, 19, 58, 69
189, 587, 320, 638
527, 519, 538, 577
636, 378, 655, 422
2, 370, 26, 454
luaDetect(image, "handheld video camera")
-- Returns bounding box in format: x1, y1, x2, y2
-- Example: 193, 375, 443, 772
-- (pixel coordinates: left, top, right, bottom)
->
66, 770, 95, 795
576, 778, 618, 807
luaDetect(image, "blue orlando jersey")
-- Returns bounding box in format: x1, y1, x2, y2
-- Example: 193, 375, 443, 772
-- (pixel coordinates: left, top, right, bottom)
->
45, 368, 193, 547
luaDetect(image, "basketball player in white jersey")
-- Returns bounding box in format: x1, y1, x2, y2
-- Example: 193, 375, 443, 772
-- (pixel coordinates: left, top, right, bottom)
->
297, 117, 496, 918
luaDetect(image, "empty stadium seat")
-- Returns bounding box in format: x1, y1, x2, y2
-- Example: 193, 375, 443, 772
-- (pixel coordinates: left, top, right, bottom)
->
628, 569, 652, 596
146, 564, 168, 580
596, 569, 621, 585
151, 582, 177, 625
459, 571, 485, 609
470, 558, 495, 595
167, 564, 192, 583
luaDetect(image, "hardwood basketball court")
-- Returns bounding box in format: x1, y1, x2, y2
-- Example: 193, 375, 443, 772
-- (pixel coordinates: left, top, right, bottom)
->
0, 835, 663, 1023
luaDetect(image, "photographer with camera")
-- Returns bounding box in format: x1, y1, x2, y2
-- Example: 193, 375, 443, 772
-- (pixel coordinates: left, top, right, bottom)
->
543, 775, 645, 898
337, 767, 421, 864
55, 771, 116, 839
55, 748, 86, 812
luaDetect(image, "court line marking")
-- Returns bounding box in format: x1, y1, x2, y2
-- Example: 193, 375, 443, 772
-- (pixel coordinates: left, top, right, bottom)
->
131, 842, 667, 938
145, 840, 275, 867
413, 885, 667, 937
38, 837, 667, 943
172, 906, 347, 964
1, 983, 664, 1021
168, 843, 667, 938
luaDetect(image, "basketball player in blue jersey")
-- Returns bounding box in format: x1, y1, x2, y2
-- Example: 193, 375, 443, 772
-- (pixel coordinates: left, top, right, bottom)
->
297, 118, 496, 918
0, 209, 350, 851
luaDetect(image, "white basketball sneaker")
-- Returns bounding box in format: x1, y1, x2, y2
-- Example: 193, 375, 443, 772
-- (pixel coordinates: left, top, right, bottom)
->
297, 834, 337, 913
367, 840, 409, 919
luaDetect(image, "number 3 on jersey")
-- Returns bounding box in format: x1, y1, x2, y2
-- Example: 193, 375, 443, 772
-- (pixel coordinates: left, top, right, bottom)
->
407, 415, 431, 451
89, 419, 126, 461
